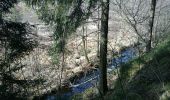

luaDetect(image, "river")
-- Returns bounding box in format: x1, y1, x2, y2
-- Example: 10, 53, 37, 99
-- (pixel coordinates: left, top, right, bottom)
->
46, 47, 137, 100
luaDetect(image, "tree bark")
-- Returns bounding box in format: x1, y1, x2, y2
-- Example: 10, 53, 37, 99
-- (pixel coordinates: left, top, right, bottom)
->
97, 4, 100, 58
146, 0, 157, 52
82, 26, 90, 63
99, 0, 109, 95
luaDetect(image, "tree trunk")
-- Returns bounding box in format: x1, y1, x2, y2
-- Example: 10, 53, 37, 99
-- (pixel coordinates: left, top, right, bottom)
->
82, 26, 90, 63
146, 0, 157, 52
0, 12, 2, 19
97, 4, 100, 58
0, 12, 2, 23
99, 0, 109, 95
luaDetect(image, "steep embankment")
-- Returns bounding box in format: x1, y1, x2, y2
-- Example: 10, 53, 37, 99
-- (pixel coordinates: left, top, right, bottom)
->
105, 36, 170, 100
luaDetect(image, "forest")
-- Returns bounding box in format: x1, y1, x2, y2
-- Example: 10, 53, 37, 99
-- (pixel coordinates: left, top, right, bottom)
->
0, 0, 170, 100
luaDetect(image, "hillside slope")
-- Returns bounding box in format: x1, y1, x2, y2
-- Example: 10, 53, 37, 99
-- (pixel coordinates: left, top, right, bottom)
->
105, 36, 170, 100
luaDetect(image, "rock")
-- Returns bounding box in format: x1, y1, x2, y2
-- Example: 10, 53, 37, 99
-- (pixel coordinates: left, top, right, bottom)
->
71, 67, 83, 74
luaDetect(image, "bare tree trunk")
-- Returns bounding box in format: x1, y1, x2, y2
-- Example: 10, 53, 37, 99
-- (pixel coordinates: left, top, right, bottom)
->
82, 26, 90, 63
99, 0, 109, 96
0, 12, 2, 20
97, 4, 100, 58
59, 26, 66, 90
146, 0, 157, 52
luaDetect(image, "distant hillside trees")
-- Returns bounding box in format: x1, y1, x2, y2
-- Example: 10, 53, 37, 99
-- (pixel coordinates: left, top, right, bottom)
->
112, 0, 170, 52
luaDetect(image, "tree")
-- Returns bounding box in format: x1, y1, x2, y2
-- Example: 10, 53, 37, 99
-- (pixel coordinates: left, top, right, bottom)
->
25, 0, 98, 52
146, 0, 157, 52
99, 0, 110, 95
113, 0, 159, 52
97, 3, 101, 58
82, 25, 90, 63
0, 0, 37, 99
113, 0, 150, 51
25, 0, 99, 89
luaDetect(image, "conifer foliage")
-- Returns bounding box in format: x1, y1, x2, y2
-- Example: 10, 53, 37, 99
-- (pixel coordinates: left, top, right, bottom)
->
25, 0, 98, 52
0, 0, 37, 99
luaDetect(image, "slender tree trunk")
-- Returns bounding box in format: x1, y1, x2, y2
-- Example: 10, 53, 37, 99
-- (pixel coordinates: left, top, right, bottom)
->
97, 4, 100, 58
82, 26, 90, 63
0, 12, 2, 24
99, 0, 109, 95
59, 26, 66, 91
0, 13, 2, 19
146, 0, 157, 52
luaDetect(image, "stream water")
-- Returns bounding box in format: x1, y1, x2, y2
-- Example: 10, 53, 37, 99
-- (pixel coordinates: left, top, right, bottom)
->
46, 47, 137, 100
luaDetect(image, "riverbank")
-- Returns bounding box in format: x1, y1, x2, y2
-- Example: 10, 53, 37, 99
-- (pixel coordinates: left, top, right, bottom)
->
34, 46, 138, 100
104, 36, 170, 100
70, 35, 170, 100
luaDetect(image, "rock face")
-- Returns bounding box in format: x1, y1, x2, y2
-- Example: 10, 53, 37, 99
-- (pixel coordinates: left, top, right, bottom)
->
4, 1, 138, 97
